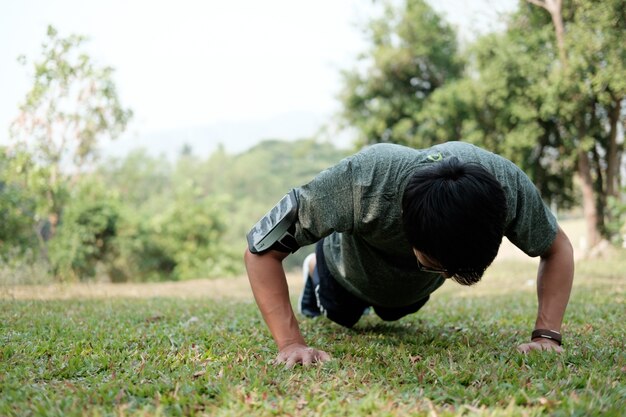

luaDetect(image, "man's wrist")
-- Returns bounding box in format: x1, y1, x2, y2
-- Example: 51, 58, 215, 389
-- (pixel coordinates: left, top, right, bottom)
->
531, 328, 562, 346
277, 336, 307, 351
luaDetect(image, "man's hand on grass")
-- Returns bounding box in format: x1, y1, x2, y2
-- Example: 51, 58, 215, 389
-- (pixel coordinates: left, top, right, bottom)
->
517, 338, 564, 354
275, 343, 331, 367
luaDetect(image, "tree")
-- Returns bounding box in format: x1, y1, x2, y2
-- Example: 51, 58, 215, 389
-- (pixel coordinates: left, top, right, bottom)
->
0, 146, 40, 256
339, 0, 625, 251
521, 0, 626, 249
108, 183, 234, 282
417, 13, 578, 208
427, 0, 626, 249
339, 0, 463, 147
48, 177, 122, 281
97, 149, 172, 209
9, 25, 132, 240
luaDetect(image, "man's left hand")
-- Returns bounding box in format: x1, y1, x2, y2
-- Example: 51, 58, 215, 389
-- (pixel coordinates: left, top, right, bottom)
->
517, 338, 564, 353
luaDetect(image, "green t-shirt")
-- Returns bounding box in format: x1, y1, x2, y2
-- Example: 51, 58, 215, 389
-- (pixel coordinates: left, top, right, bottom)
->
291, 142, 558, 308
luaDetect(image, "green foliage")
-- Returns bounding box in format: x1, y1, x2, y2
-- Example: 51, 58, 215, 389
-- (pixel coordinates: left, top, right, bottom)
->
0, 23, 349, 283
48, 178, 121, 281
2, 137, 343, 283
10, 25, 132, 170
339, 0, 463, 147
8, 24, 132, 255
110, 211, 177, 282
44, 173, 236, 282
97, 149, 172, 209
421, 22, 577, 208
0, 147, 39, 257
605, 192, 626, 245
339, 0, 625, 244
137, 189, 234, 281
1, 257, 625, 416
88, 138, 348, 281
470, 0, 626, 235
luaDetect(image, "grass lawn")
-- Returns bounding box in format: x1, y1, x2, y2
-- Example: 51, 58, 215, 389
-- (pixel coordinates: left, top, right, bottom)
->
1, 255, 625, 416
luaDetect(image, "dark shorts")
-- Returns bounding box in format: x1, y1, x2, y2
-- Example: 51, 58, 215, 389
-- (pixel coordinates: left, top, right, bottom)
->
313, 240, 429, 328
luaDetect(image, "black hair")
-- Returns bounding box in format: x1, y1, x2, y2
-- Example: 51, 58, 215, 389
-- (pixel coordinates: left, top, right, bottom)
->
402, 157, 507, 285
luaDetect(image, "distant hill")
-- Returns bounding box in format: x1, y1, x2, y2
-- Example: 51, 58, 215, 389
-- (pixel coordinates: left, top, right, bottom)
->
100, 110, 353, 160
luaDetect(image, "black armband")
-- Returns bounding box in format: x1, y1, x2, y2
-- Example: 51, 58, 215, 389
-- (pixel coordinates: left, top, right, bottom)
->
246, 190, 300, 254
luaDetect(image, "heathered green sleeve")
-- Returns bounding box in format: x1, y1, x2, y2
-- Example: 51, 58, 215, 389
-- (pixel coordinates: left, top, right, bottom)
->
292, 156, 356, 247
502, 161, 559, 257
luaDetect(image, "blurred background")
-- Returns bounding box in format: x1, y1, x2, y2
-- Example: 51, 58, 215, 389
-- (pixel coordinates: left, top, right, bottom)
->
1, 0, 624, 284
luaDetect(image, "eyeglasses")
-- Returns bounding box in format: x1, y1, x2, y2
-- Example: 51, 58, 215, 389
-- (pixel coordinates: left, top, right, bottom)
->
416, 259, 480, 280
416, 258, 449, 274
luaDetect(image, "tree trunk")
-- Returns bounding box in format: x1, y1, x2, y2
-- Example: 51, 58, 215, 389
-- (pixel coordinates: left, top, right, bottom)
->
591, 145, 606, 233
526, 0, 566, 66
606, 99, 622, 199
578, 150, 602, 249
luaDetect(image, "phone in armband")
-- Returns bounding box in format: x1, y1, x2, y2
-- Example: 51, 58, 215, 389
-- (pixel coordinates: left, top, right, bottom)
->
247, 189, 299, 254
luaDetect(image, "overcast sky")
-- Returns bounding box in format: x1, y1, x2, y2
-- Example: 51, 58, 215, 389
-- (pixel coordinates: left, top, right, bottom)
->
0, 0, 518, 154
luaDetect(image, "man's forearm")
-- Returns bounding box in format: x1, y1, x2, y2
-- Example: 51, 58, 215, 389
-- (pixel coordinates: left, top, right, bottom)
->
534, 227, 574, 333
244, 249, 306, 349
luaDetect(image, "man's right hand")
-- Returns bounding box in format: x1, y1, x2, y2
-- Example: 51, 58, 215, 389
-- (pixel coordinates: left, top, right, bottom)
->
275, 343, 331, 368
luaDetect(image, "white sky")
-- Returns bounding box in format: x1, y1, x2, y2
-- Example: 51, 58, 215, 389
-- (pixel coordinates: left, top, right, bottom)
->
0, 0, 518, 153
